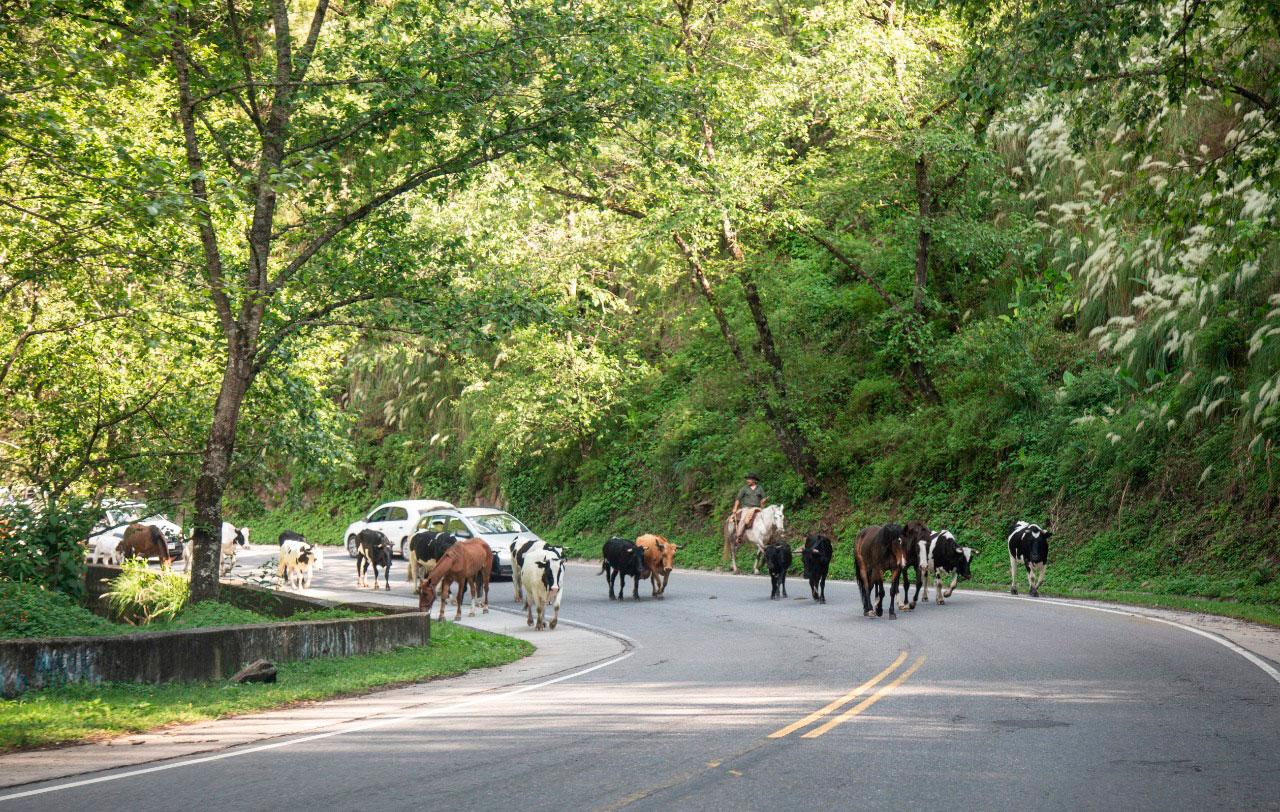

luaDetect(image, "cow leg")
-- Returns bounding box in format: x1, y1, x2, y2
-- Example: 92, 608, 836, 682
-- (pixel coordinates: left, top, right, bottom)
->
1009, 554, 1019, 594
527, 600, 534, 626
632, 573, 640, 599
944, 573, 958, 598
1030, 563, 1045, 597
781, 570, 787, 598
383, 561, 390, 591
1026, 563, 1036, 597
550, 603, 559, 630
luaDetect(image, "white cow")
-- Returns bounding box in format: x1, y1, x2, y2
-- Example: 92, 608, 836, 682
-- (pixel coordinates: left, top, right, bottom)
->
220, 522, 249, 576
510, 537, 555, 603
277, 538, 317, 589
520, 547, 565, 631
88, 534, 123, 565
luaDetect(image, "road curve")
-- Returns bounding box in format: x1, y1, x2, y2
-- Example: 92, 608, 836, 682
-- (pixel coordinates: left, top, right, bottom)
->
5, 559, 1279, 811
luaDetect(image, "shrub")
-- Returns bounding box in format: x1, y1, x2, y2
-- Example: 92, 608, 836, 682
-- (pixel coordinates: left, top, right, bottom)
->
102, 559, 190, 625
0, 498, 101, 599
0, 580, 117, 639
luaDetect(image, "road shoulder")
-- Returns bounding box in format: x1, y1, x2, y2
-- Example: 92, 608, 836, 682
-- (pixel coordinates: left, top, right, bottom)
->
0, 605, 627, 791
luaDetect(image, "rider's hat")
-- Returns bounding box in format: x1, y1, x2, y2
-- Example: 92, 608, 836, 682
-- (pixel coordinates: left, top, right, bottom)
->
746, 472, 760, 481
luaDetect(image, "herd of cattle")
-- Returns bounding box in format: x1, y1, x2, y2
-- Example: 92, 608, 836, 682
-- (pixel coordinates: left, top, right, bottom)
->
88, 521, 253, 576
87, 514, 1054, 630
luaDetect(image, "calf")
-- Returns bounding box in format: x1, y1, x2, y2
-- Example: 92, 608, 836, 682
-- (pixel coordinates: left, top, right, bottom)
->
764, 541, 792, 600
89, 534, 123, 565
1008, 521, 1051, 596
801, 534, 833, 603
522, 547, 565, 631
635, 534, 679, 597
601, 537, 648, 600
118, 524, 172, 568
356, 528, 393, 590
277, 539, 317, 589
220, 522, 249, 576
918, 530, 977, 605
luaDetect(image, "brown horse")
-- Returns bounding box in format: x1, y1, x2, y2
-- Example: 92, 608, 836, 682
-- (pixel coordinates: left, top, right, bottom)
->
418, 538, 492, 621
118, 523, 172, 568
855, 523, 911, 618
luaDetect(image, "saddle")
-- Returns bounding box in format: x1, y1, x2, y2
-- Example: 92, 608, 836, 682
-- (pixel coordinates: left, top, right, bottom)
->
742, 507, 762, 530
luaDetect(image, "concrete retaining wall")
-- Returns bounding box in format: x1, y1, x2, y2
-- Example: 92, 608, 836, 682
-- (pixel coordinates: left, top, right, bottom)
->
1, 567, 430, 697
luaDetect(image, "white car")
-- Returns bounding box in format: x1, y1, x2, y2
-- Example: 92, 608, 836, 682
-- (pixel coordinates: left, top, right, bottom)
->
86, 504, 185, 561
413, 506, 542, 582
343, 499, 456, 560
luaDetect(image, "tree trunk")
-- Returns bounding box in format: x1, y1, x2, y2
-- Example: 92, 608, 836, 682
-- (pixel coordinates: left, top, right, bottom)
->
912, 157, 942, 405
674, 233, 821, 495
188, 344, 252, 601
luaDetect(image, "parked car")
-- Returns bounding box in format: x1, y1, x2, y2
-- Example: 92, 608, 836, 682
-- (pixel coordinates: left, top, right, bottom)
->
413, 506, 542, 581
343, 499, 456, 560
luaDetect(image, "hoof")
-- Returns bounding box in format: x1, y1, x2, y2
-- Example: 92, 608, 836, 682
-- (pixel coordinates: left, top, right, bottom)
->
937, 599, 945, 606
1030, 588, 1039, 597
864, 610, 876, 618
527, 618, 533, 627
819, 598, 826, 604
550, 619, 557, 629
1010, 587, 1018, 595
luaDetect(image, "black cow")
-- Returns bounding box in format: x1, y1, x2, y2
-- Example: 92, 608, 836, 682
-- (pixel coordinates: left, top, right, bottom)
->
278, 529, 306, 545
1007, 521, 1051, 596
801, 534, 833, 603
408, 530, 456, 587
918, 530, 976, 605
356, 528, 393, 590
764, 542, 792, 600
601, 537, 648, 600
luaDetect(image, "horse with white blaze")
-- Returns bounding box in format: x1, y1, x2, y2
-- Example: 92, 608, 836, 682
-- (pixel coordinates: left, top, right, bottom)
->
521, 547, 565, 631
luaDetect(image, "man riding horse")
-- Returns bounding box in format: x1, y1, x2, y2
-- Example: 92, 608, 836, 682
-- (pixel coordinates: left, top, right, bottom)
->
731, 473, 767, 544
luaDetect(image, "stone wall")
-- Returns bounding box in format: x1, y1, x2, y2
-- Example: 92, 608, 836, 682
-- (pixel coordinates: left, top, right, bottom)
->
1, 566, 430, 697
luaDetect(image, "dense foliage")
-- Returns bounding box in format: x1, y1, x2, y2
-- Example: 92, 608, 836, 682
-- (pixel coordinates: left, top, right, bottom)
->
3, 0, 1277, 605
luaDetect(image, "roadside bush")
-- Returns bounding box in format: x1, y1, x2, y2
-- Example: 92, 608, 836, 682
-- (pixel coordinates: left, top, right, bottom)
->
0, 498, 101, 599
0, 580, 116, 639
102, 559, 190, 625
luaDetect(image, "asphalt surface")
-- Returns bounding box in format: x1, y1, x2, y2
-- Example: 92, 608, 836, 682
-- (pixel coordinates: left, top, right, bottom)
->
6, 551, 1280, 811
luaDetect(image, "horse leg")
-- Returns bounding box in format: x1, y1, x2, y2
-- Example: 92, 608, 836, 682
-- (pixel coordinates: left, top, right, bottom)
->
888, 572, 899, 618
752, 544, 763, 575
1009, 553, 1019, 594
856, 568, 872, 617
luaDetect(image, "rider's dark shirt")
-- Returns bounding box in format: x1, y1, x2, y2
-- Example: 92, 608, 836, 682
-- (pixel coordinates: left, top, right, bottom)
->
736, 484, 766, 508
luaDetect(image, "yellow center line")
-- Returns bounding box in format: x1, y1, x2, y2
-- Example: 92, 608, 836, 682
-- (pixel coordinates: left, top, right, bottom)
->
801, 655, 926, 738
768, 651, 909, 739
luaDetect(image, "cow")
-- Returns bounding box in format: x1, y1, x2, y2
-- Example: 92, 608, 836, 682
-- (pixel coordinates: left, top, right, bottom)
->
220, 522, 249, 576
355, 528, 393, 590
1008, 521, 1051, 596
800, 534, 833, 603
509, 538, 565, 602
277, 538, 317, 589
917, 530, 977, 605
896, 520, 933, 610
764, 541, 792, 600
635, 534, 678, 597
521, 547, 565, 631
88, 534, 123, 565
118, 523, 172, 568
408, 530, 457, 587
601, 537, 648, 600
855, 523, 911, 618
278, 530, 306, 545
419, 538, 492, 621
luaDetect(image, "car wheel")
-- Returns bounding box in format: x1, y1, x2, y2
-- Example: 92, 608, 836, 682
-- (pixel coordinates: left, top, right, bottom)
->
346, 534, 359, 558
400, 537, 408, 559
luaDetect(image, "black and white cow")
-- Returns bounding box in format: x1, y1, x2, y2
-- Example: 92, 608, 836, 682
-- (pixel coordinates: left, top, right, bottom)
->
601, 537, 648, 600
278, 529, 306, 545
764, 541, 792, 600
356, 528, 393, 590
522, 547, 565, 631
801, 534, 833, 603
1007, 521, 1051, 597
917, 530, 976, 605
511, 538, 564, 603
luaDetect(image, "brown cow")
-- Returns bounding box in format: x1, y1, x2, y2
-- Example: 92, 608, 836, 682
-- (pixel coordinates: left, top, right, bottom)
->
419, 538, 492, 621
855, 524, 911, 619
635, 534, 678, 597
118, 523, 172, 569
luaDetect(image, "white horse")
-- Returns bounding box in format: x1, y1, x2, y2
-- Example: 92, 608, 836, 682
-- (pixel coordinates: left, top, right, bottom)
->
722, 504, 786, 574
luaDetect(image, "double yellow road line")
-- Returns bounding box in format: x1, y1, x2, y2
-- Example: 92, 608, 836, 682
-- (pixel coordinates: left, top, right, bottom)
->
769, 651, 925, 739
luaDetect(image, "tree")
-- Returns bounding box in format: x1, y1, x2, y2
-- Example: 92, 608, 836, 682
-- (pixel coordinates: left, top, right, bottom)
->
3, 0, 644, 599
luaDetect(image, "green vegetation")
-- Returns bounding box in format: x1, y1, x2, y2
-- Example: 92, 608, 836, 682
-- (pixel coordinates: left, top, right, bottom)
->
3, 2, 1277, 618
0, 581, 372, 639
0, 622, 532, 751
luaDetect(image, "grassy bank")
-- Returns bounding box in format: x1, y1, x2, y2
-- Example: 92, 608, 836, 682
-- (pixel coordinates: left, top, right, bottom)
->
0, 621, 531, 751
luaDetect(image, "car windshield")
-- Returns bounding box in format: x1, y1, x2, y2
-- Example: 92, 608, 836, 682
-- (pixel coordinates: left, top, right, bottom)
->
468, 512, 528, 534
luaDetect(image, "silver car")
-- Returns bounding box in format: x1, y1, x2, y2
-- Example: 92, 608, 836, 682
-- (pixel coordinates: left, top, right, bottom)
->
414, 507, 541, 581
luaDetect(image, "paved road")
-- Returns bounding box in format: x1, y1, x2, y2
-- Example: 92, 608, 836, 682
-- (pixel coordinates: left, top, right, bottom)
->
7, 550, 1280, 811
